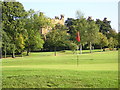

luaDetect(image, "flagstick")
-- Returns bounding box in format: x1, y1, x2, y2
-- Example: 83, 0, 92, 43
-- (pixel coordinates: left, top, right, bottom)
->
76, 31, 80, 67
77, 45, 79, 67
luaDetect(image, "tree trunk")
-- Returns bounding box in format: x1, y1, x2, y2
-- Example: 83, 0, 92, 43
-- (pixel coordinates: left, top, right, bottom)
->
101, 47, 103, 52
26, 48, 30, 56
90, 42, 92, 53
12, 50, 15, 58
5, 50, 6, 58
4, 44, 6, 58
54, 47, 56, 56
80, 43, 82, 54
12, 45, 15, 58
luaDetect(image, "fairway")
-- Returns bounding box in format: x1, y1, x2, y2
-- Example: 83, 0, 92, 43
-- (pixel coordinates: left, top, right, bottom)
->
2, 50, 118, 88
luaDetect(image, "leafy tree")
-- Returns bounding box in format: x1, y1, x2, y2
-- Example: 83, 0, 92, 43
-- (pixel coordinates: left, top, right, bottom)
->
108, 37, 114, 50
2, 29, 10, 58
96, 18, 112, 38
45, 24, 68, 56
65, 12, 88, 54
96, 18, 118, 49
24, 10, 45, 56
107, 29, 118, 39
25, 31, 44, 56
87, 17, 99, 53
108, 37, 117, 50
69, 42, 77, 54
113, 38, 118, 48
98, 32, 108, 51
2, 1, 27, 58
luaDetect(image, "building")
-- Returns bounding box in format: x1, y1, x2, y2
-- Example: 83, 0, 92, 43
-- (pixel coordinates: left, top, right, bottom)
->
41, 14, 64, 35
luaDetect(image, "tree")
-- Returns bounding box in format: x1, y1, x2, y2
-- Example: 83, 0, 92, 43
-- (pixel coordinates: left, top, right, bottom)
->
65, 13, 88, 54
87, 17, 99, 53
25, 31, 44, 56
24, 10, 45, 56
107, 29, 118, 39
98, 32, 108, 51
108, 36, 118, 50
45, 24, 68, 56
96, 18, 112, 38
108, 37, 114, 50
69, 42, 77, 54
2, 29, 11, 58
113, 38, 118, 49
2, 1, 27, 58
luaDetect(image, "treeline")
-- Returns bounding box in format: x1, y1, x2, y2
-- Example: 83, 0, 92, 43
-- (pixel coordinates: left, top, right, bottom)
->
1, 1, 51, 57
1, 1, 119, 58
64, 16, 119, 53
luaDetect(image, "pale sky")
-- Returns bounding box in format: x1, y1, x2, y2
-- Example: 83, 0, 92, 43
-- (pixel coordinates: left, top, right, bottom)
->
17, 0, 119, 32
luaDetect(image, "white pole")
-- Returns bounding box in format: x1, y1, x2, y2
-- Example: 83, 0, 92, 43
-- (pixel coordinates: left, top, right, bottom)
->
76, 45, 79, 67
80, 43, 82, 54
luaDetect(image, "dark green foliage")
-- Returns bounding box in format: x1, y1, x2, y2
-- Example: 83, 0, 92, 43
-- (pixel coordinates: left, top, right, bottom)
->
2, 0, 118, 58
45, 24, 69, 56
108, 37, 118, 50
65, 16, 99, 53
97, 32, 108, 51
2, 1, 27, 57
96, 18, 111, 35
2, 1, 46, 57
24, 10, 46, 55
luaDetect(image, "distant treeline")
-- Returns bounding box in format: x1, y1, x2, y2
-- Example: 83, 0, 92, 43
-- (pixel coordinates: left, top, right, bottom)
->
1, 0, 119, 58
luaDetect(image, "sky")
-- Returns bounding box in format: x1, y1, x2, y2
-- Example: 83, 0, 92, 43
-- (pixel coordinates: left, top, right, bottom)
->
17, 0, 119, 32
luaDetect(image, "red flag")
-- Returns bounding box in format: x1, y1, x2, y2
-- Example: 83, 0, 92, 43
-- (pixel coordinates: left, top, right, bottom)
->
76, 32, 80, 42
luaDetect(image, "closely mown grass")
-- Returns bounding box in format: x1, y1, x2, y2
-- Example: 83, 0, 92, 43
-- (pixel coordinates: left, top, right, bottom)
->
2, 50, 118, 88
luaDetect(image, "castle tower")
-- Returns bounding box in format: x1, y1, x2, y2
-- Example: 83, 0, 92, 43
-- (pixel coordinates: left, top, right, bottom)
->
41, 14, 65, 36
60, 14, 64, 25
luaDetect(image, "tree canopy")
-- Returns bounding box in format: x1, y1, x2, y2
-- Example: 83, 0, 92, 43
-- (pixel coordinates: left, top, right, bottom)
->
1, 1, 119, 58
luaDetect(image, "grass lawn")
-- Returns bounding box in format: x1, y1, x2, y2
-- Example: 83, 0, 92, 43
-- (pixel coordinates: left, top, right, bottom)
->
2, 50, 118, 88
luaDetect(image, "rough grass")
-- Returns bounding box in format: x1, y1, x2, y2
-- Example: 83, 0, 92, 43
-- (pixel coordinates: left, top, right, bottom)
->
2, 50, 118, 88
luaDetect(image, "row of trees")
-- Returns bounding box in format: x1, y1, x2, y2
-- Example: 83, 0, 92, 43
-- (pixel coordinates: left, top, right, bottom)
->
2, 1, 51, 57
64, 13, 118, 54
1, 1, 119, 57
43, 14, 119, 55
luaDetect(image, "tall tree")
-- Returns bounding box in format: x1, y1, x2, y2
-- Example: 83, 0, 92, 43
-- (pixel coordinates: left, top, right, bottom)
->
24, 10, 45, 56
2, 1, 27, 58
2, 30, 10, 58
107, 29, 118, 39
98, 32, 108, 51
65, 12, 88, 54
108, 37, 115, 50
45, 24, 68, 56
96, 18, 112, 38
87, 17, 99, 53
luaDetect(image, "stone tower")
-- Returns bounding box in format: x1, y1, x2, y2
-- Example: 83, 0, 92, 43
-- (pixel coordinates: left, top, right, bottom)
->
41, 14, 65, 35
